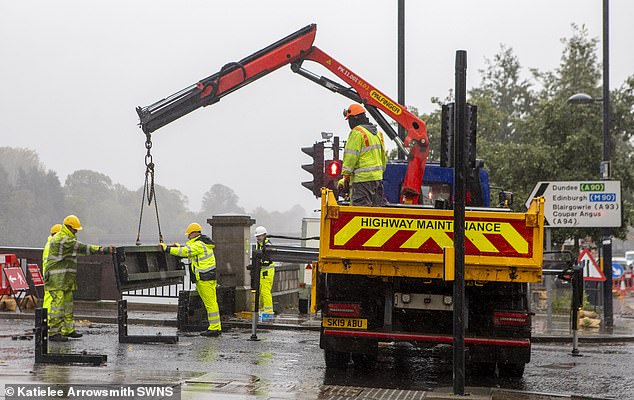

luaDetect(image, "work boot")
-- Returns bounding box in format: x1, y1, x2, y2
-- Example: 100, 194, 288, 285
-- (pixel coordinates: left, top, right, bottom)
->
63, 331, 83, 339
49, 334, 68, 342
200, 330, 221, 337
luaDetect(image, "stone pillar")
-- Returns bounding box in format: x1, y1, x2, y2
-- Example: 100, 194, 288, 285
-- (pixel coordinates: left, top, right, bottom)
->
207, 214, 255, 312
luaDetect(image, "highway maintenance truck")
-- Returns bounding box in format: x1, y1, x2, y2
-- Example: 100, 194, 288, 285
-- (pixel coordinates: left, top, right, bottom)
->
136, 24, 546, 378
312, 189, 544, 377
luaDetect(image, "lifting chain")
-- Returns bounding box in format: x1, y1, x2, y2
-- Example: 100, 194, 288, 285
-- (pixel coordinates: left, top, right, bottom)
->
136, 132, 164, 245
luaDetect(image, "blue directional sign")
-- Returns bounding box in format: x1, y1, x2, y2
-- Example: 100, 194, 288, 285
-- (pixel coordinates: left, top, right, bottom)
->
612, 262, 624, 279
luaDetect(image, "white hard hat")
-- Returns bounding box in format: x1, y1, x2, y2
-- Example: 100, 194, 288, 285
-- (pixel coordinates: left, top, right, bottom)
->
255, 226, 267, 237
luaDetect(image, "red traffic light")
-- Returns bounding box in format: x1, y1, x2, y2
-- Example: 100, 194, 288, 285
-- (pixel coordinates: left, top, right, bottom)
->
325, 160, 342, 177
301, 142, 325, 198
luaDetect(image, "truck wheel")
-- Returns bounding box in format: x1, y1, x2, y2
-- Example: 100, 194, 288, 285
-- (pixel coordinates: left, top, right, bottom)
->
469, 362, 496, 377
324, 350, 350, 369
351, 352, 378, 369
497, 362, 525, 378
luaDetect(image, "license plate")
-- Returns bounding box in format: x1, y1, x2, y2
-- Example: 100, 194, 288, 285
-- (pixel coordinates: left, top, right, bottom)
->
322, 317, 367, 329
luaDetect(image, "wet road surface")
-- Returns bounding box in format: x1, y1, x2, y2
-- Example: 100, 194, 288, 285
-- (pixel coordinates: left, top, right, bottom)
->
1, 318, 633, 399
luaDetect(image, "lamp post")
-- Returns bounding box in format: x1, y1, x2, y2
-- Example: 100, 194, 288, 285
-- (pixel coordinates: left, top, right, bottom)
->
566, 0, 612, 329
397, 0, 406, 160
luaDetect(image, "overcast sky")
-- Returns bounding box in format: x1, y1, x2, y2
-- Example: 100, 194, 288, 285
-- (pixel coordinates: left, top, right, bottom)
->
1, 1, 632, 215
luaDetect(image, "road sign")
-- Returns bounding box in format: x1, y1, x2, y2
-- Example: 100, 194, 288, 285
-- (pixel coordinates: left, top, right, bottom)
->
526, 181, 621, 227
578, 250, 606, 281
3, 267, 30, 291
0, 254, 20, 296
612, 262, 624, 279
28, 264, 44, 286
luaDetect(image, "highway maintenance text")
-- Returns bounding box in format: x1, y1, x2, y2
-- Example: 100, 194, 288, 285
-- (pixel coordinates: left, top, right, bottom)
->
359, 217, 501, 233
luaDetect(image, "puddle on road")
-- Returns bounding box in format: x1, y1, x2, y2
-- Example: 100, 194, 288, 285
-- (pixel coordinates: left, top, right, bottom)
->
540, 362, 578, 369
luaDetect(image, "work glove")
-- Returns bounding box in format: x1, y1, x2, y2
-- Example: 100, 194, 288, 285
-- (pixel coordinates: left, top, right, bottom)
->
100, 245, 114, 254
161, 243, 176, 253
337, 176, 350, 191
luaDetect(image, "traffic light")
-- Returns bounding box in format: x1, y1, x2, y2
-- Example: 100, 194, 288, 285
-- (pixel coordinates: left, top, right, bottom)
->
440, 102, 477, 168
324, 159, 342, 190
301, 142, 324, 197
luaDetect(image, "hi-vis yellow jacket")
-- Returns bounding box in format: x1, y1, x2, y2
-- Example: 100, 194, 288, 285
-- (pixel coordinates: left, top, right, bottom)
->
169, 234, 216, 281
44, 225, 101, 291
342, 124, 386, 183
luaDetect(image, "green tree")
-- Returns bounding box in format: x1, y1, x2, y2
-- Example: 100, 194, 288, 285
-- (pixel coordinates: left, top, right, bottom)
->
524, 25, 633, 243
468, 24, 634, 246
251, 204, 306, 236
64, 170, 114, 241
200, 184, 245, 218
0, 147, 43, 185
0, 148, 65, 246
470, 45, 536, 143
63, 170, 194, 245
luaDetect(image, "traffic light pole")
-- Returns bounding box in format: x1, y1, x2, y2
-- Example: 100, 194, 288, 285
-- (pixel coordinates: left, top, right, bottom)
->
571, 263, 584, 356
453, 50, 467, 396
248, 248, 262, 341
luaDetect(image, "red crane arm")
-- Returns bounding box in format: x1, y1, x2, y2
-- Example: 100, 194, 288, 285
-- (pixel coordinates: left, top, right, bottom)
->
137, 24, 428, 203
302, 47, 429, 203
137, 25, 317, 134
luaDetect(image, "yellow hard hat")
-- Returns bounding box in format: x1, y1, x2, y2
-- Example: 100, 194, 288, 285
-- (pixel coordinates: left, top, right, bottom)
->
63, 215, 83, 231
50, 224, 62, 235
185, 222, 202, 235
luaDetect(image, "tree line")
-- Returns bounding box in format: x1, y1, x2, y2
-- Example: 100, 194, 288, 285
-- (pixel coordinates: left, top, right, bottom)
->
0, 149, 306, 247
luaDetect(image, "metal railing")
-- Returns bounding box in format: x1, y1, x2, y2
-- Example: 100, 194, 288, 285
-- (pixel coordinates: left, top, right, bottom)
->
123, 279, 192, 298
123, 263, 300, 299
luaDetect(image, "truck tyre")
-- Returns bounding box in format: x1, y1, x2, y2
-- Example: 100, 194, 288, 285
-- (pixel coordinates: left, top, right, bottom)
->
497, 362, 525, 378
351, 352, 378, 369
324, 350, 350, 369
469, 362, 496, 377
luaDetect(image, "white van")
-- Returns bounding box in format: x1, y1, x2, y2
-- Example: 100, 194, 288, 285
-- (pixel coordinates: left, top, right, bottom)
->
613, 257, 628, 273
625, 251, 634, 268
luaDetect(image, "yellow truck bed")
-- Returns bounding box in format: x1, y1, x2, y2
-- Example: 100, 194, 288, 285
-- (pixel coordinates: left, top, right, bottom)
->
318, 190, 544, 283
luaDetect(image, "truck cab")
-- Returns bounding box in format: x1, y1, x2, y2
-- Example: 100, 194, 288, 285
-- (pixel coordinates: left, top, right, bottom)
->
383, 161, 491, 208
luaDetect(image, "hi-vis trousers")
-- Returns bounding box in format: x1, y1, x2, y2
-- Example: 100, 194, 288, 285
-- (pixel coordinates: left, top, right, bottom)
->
259, 267, 275, 314
43, 290, 75, 336
196, 280, 222, 332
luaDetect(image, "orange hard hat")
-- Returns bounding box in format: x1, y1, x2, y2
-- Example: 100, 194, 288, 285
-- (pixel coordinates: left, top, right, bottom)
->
343, 104, 366, 120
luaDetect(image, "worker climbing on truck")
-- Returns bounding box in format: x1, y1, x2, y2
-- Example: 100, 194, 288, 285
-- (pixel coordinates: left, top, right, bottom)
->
339, 103, 387, 207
